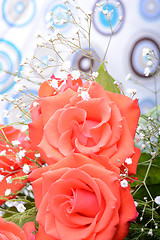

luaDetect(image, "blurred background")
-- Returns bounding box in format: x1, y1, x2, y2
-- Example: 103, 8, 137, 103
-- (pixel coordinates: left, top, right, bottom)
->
0, 0, 160, 125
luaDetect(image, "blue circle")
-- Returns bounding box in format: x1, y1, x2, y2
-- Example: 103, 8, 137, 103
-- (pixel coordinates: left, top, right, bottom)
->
100, 4, 118, 28
140, 0, 160, 20
0, 39, 22, 94
50, 4, 69, 29
0, 51, 13, 84
14, 1, 25, 14
2, 0, 36, 27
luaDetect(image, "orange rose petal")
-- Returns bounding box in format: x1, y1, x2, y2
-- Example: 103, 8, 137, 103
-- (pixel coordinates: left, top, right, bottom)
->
109, 118, 135, 166
106, 92, 140, 138
71, 188, 100, 217
114, 187, 138, 240
106, 103, 123, 147
44, 109, 63, 148
58, 129, 74, 155
88, 82, 107, 99
58, 107, 86, 134
55, 216, 97, 240
35, 225, 55, 240
38, 81, 55, 98
0, 217, 27, 240
76, 98, 111, 124
45, 211, 60, 239
38, 135, 64, 164
31, 177, 43, 209
99, 144, 118, 159
29, 116, 44, 147
90, 123, 112, 147
40, 89, 75, 125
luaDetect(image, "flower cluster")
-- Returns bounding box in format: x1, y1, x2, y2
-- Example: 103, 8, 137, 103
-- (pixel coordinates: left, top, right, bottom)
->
0, 71, 142, 240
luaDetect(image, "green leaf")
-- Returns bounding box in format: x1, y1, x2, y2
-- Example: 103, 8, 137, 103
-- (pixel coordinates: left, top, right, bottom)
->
96, 63, 120, 93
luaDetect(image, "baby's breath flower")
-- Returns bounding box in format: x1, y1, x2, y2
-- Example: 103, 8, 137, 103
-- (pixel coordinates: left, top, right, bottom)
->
23, 164, 30, 174
33, 101, 39, 107
16, 150, 26, 161
125, 157, 132, 165
144, 67, 150, 77
6, 176, 12, 184
0, 174, 5, 182
17, 203, 26, 213
35, 153, 41, 158
155, 196, 160, 205
120, 179, 128, 188
5, 189, 11, 196
148, 229, 153, 236
80, 91, 90, 101
0, 150, 6, 156
12, 140, 20, 147
91, 72, 99, 78
142, 48, 150, 56
71, 70, 80, 80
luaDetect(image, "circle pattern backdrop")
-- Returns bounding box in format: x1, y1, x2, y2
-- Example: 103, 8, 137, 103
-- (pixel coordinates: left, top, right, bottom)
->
71, 48, 101, 74
45, 0, 74, 33
2, 0, 36, 27
0, 39, 22, 94
130, 37, 160, 78
93, 0, 125, 35
140, 0, 160, 20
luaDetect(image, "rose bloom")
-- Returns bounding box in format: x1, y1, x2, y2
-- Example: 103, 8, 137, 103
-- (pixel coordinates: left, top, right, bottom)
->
0, 125, 42, 205
29, 81, 140, 175
29, 153, 138, 240
0, 216, 27, 240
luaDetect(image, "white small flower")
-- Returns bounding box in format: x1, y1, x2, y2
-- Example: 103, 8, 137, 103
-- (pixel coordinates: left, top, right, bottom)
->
125, 157, 132, 165
151, 152, 156, 158
155, 196, 160, 205
81, 91, 90, 101
6, 176, 12, 184
27, 185, 33, 191
49, 79, 58, 89
147, 60, 153, 67
144, 67, 150, 76
33, 101, 39, 107
5, 189, 11, 196
16, 150, 26, 161
61, 61, 71, 71
35, 153, 41, 158
71, 70, 80, 80
148, 229, 153, 236
22, 125, 28, 132
0, 174, 5, 182
91, 72, 99, 78
23, 164, 30, 174
141, 144, 146, 150
14, 83, 24, 92
120, 179, 128, 188
125, 73, 132, 81
12, 140, 20, 147
142, 48, 150, 56
0, 150, 6, 156
17, 203, 26, 213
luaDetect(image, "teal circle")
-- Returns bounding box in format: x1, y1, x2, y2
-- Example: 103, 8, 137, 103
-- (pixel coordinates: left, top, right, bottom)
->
100, 3, 118, 28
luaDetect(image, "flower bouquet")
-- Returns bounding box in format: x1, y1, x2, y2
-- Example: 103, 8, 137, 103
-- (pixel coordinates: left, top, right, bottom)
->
0, 1, 160, 240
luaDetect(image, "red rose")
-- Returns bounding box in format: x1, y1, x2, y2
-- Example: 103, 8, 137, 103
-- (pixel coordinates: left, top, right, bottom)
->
0, 125, 42, 205
29, 153, 138, 240
29, 81, 140, 174
0, 216, 27, 240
